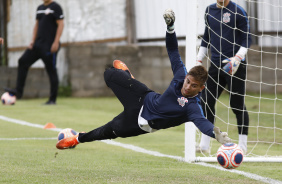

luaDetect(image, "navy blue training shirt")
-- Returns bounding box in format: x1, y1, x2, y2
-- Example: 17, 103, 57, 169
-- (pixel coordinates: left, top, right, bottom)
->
201, 1, 252, 64
141, 32, 215, 138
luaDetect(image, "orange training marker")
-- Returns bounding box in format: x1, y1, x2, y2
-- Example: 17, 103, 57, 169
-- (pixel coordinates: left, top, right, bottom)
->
44, 123, 56, 129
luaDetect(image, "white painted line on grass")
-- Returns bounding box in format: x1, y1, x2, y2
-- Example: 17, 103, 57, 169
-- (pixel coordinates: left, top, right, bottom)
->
0, 115, 281, 184
0, 137, 57, 141
102, 139, 184, 161
196, 162, 282, 184
102, 140, 281, 184
0, 115, 63, 132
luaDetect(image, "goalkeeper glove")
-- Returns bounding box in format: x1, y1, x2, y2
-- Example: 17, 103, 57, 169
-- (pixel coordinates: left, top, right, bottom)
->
163, 9, 175, 33
222, 55, 242, 75
213, 126, 231, 144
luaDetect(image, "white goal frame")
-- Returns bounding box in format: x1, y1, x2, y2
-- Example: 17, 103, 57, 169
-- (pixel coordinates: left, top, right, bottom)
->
184, 0, 282, 163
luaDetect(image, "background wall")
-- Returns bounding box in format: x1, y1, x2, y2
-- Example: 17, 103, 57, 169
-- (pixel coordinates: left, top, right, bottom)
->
7, 0, 127, 48
6, 0, 127, 86
1, 0, 281, 98
1, 44, 281, 98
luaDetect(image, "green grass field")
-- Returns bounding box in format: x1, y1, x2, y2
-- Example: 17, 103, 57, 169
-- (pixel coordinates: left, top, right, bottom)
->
0, 95, 281, 183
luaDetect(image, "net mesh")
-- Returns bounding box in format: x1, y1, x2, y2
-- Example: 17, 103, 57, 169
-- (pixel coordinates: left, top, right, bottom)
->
196, 0, 282, 158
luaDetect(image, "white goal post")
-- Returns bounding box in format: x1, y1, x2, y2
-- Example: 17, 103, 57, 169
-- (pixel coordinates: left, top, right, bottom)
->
185, 0, 282, 163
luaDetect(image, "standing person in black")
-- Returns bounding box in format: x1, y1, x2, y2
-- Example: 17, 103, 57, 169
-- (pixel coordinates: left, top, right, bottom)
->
5, 0, 64, 105
196, 0, 251, 154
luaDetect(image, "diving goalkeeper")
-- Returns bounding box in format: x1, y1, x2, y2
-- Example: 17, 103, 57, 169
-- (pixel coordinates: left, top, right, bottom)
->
56, 9, 231, 150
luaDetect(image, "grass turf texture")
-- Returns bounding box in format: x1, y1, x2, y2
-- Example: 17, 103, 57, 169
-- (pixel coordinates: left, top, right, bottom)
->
0, 96, 281, 183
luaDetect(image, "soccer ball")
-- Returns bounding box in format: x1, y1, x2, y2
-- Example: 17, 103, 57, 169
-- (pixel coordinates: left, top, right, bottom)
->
1, 92, 16, 105
57, 128, 78, 148
217, 143, 244, 169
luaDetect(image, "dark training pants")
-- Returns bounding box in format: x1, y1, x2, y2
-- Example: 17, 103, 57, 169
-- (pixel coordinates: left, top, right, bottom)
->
78, 67, 152, 143
201, 62, 249, 135
16, 46, 59, 102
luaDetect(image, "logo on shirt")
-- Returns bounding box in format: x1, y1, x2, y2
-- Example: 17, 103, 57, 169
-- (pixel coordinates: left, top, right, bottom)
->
45, 8, 54, 15
177, 97, 188, 107
37, 8, 54, 15
223, 12, 231, 23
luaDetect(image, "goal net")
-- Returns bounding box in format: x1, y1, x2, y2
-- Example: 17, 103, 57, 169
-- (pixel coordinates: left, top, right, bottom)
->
185, 0, 282, 162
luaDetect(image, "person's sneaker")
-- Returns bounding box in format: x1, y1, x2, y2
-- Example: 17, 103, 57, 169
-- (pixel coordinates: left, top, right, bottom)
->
113, 60, 135, 79
4, 87, 17, 96
56, 134, 79, 149
44, 100, 56, 105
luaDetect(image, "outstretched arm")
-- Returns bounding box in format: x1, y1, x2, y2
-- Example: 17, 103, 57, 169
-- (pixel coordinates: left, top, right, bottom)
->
189, 103, 231, 144
163, 9, 187, 77
193, 118, 231, 144
164, 8, 177, 50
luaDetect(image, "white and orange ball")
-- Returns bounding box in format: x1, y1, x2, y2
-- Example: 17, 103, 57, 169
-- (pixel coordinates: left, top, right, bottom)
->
57, 128, 78, 148
217, 143, 243, 169
1, 92, 16, 105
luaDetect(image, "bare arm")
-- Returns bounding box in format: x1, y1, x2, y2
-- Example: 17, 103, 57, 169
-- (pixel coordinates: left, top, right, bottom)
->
50, 19, 64, 53
28, 20, 39, 49
0, 37, 3, 45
